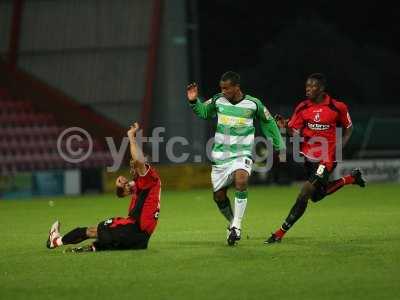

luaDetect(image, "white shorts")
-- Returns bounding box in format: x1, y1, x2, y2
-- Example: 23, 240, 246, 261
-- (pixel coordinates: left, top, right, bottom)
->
211, 157, 253, 192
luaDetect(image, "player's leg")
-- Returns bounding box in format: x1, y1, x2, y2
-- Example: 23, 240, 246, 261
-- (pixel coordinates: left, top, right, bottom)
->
62, 226, 96, 244
227, 169, 249, 246
227, 158, 253, 246
311, 168, 366, 202
213, 187, 233, 223
93, 218, 149, 251
231, 169, 249, 229
62, 227, 98, 253
66, 218, 118, 253
266, 181, 315, 243
265, 161, 321, 244
46, 220, 97, 249
266, 164, 366, 244
279, 167, 365, 234
325, 168, 366, 196
90, 218, 119, 251
211, 164, 234, 223
105, 223, 150, 250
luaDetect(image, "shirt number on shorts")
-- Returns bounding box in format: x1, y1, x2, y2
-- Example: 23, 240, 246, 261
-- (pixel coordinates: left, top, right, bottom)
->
104, 219, 113, 226
316, 165, 325, 177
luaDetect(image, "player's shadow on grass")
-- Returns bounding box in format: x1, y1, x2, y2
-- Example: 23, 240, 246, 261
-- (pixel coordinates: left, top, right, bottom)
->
250, 234, 389, 255
163, 240, 230, 248
249, 234, 311, 243
276, 236, 389, 255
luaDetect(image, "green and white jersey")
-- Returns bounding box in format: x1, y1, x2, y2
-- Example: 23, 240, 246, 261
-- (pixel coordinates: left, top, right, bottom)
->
190, 93, 285, 165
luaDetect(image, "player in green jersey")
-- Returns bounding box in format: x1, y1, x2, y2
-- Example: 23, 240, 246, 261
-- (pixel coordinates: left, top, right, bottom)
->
187, 71, 285, 246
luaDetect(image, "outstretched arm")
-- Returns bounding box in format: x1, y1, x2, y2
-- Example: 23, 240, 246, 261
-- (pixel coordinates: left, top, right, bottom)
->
187, 83, 216, 119
342, 126, 353, 148
337, 102, 353, 149
259, 118, 286, 151
275, 114, 300, 136
256, 102, 285, 151
127, 122, 148, 176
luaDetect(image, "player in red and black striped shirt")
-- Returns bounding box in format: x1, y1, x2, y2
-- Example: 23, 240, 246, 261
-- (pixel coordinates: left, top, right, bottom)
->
46, 122, 161, 252
265, 73, 366, 244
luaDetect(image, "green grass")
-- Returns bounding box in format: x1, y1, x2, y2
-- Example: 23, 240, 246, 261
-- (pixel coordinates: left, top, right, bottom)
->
0, 183, 399, 300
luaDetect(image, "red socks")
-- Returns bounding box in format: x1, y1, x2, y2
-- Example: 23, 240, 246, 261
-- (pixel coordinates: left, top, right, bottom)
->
342, 175, 355, 185
326, 175, 355, 195
275, 228, 287, 239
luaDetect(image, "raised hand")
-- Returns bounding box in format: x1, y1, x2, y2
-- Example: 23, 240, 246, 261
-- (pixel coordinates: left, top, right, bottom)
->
187, 83, 198, 102
127, 122, 139, 139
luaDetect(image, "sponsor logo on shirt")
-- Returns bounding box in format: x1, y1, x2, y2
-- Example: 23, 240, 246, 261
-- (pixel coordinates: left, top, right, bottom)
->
219, 115, 248, 126
307, 122, 330, 131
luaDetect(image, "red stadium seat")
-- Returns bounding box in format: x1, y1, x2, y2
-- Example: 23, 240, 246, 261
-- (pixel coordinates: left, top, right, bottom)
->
0, 87, 117, 171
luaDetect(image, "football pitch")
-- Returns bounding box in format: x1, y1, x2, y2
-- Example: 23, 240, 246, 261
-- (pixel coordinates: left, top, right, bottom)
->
0, 183, 399, 300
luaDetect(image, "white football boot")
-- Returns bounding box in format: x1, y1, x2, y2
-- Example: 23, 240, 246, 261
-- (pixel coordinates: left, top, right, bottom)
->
46, 220, 61, 249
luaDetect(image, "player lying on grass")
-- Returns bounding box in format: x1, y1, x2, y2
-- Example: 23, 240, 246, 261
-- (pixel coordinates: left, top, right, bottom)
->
265, 73, 366, 244
46, 122, 161, 252
187, 71, 285, 246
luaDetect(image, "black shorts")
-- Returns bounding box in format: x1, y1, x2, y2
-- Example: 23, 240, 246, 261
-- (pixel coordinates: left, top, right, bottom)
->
94, 218, 150, 251
305, 161, 338, 202
305, 160, 337, 188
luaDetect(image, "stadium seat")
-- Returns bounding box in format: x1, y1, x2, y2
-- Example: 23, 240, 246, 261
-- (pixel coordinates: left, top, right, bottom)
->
0, 87, 113, 171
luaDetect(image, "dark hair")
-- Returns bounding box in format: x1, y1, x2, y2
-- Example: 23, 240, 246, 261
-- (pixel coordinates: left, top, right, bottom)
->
308, 73, 327, 89
221, 71, 240, 85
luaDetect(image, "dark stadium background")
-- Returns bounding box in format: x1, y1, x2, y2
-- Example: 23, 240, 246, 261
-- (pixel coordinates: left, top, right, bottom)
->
198, 1, 400, 108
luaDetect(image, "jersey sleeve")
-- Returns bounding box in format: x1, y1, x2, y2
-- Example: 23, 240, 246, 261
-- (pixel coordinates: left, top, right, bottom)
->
336, 102, 352, 128
189, 95, 218, 120
136, 166, 160, 190
255, 99, 285, 151
287, 102, 306, 133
